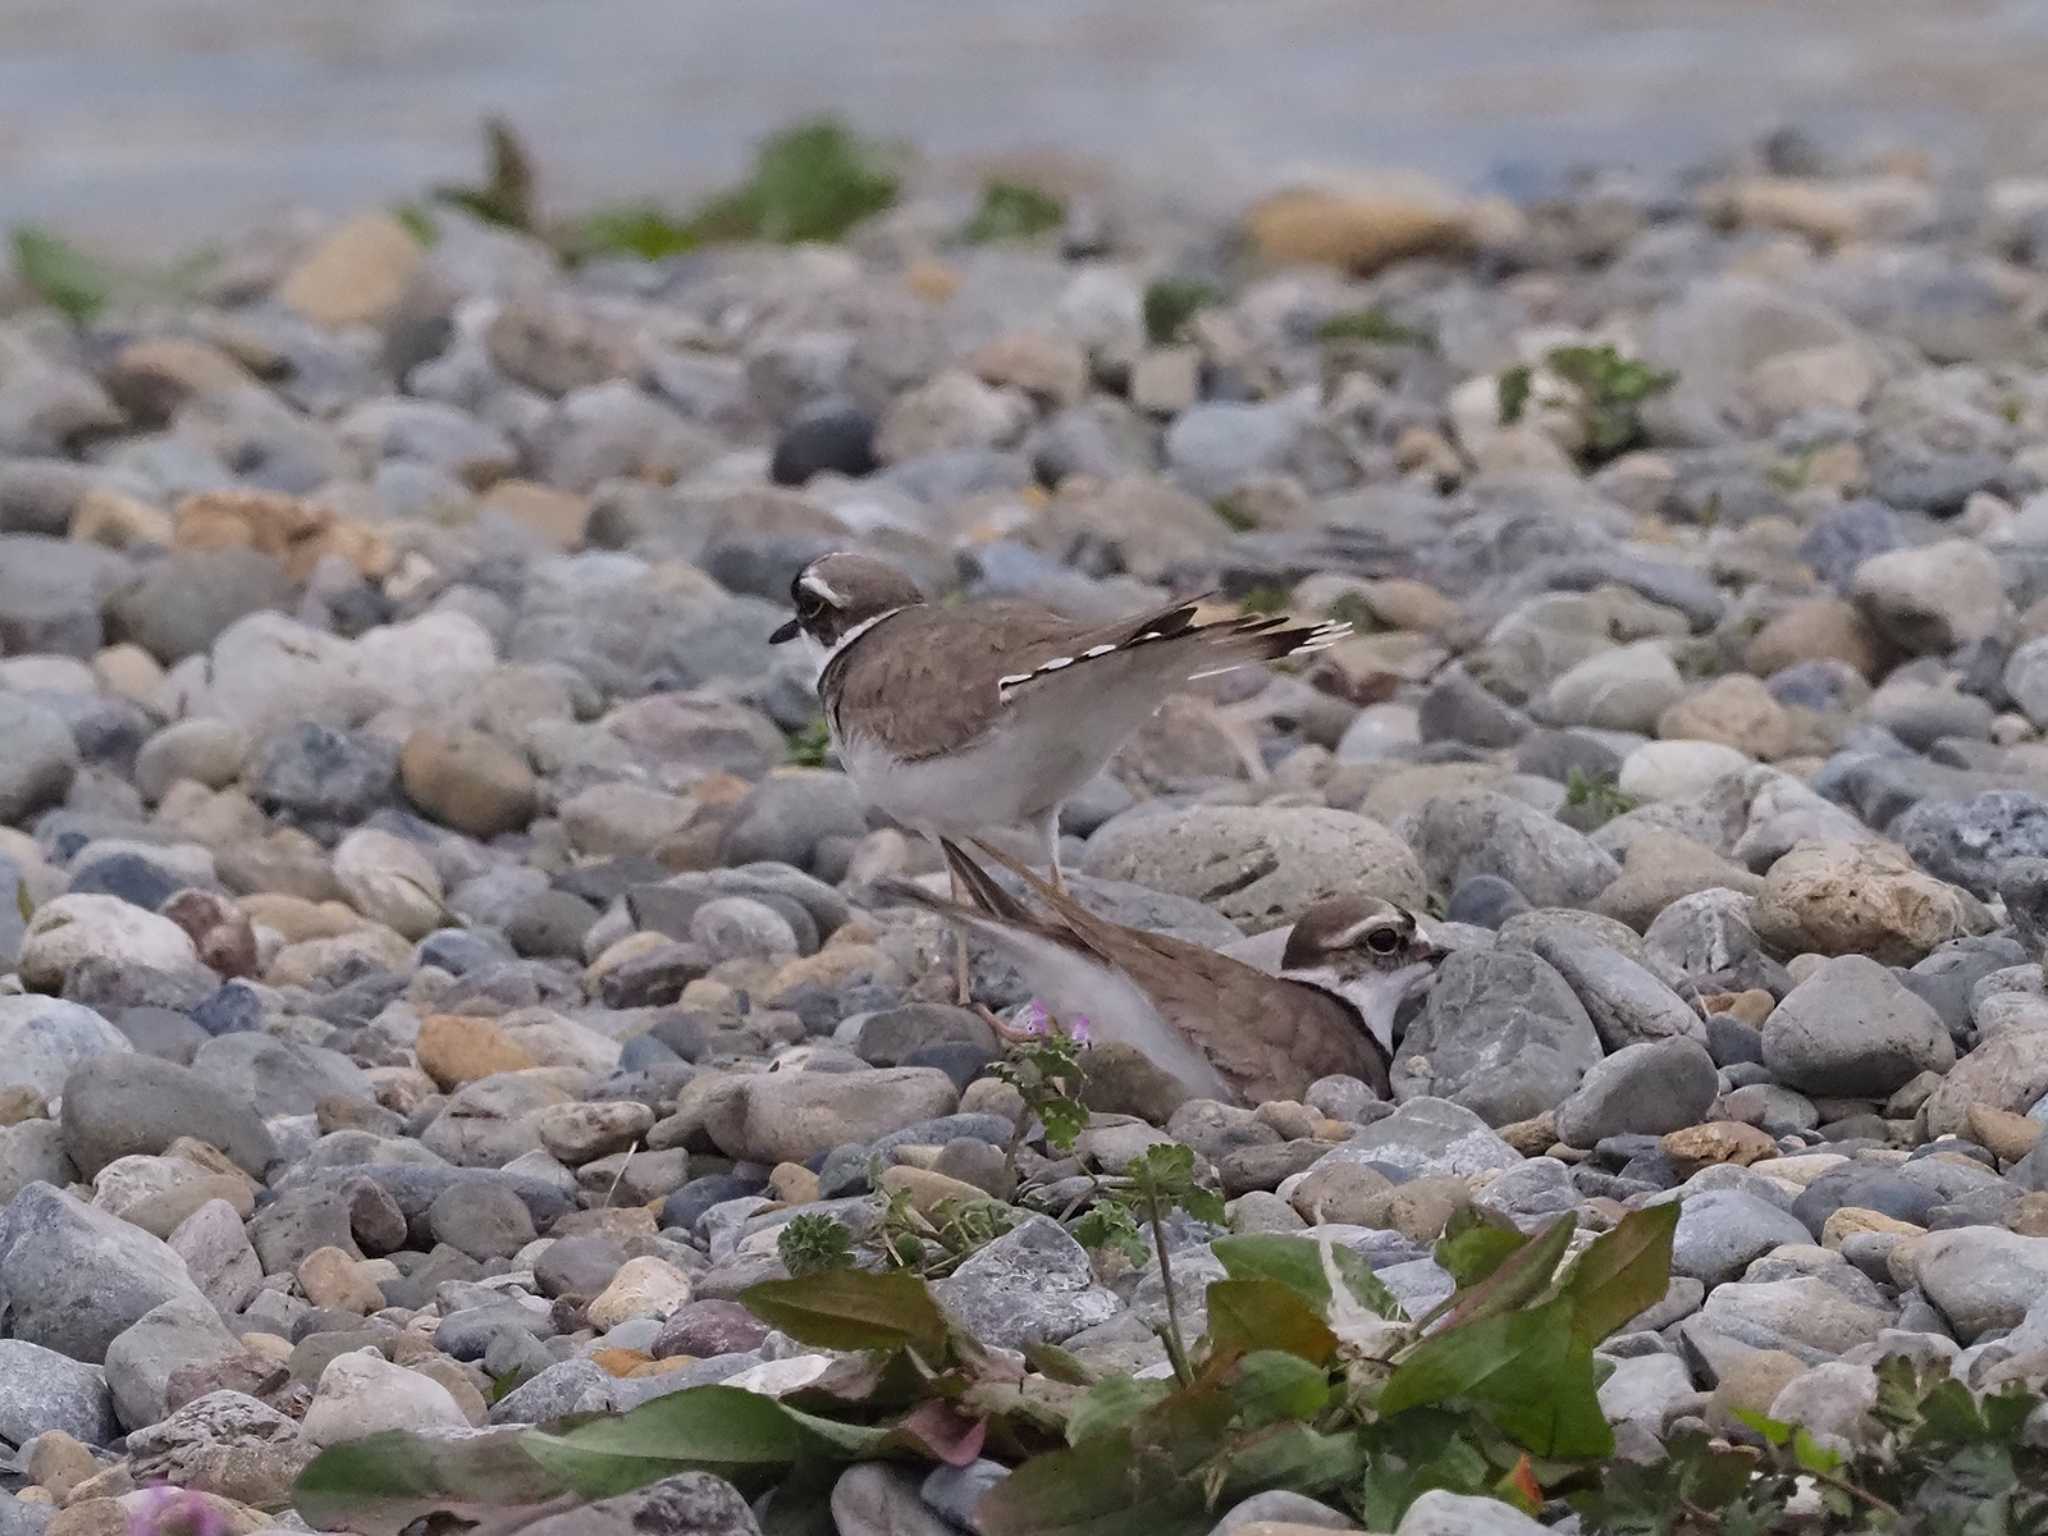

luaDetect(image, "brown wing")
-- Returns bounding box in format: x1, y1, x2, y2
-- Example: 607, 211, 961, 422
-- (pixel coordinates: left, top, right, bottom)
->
822, 594, 1211, 760
964, 839, 1390, 1103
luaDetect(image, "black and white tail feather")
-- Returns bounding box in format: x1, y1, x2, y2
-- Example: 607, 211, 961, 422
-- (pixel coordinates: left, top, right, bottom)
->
993, 600, 1350, 704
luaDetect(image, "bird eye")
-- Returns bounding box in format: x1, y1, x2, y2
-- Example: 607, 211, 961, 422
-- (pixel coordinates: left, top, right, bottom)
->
1365, 926, 1402, 954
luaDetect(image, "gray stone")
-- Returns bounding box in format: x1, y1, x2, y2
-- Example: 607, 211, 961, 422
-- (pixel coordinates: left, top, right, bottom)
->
718, 774, 869, 873
1519, 927, 1707, 1051
0, 1121, 76, 1207
106, 548, 292, 663
1910, 1228, 2048, 1341
519, 1469, 761, 1536
1555, 1037, 1719, 1147
61, 1052, 276, 1179
125, 1389, 315, 1509
699, 1067, 959, 1166
168, 1197, 263, 1314
1685, 1275, 1894, 1364
0, 996, 131, 1102
488, 1358, 622, 1424
428, 1180, 540, 1260
1315, 1097, 1521, 1181
1667, 1188, 1812, 1286
0, 1182, 209, 1361
103, 1292, 242, 1430
1081, 805, 1425, 933
244, 721, 400, 834
1398, 790, 1619, 909
191, 1033, 375, 1118
1597, 1351, 1695, 1435
1763, 955, 1955, 1096
0, 1339, 117, 1449
1393, 947, 1602, 1125
1894, 791, 2048, 901
1394, 1491, 1548, 1535
832, 1463, 955, 1536
0, 692, 78, 822
932, 1215, 1121, 1349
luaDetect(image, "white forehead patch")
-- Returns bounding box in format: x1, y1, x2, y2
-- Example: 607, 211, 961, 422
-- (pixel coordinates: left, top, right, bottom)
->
799, 572, 846, 606
1327, 916, 1401, 949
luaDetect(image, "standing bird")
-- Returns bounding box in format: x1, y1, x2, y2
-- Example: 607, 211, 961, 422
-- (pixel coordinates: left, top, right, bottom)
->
770, 552, 1350, 999
880, 838, 1446, 1106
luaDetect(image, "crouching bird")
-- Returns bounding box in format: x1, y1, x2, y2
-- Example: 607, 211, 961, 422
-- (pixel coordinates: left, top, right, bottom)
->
878, 837, 1446, 1107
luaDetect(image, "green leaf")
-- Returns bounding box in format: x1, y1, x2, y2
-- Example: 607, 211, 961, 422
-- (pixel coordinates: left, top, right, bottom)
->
1356, 1411, 1497, 1530
293, 1428, 567, 1536
1563, 1202, 1679, 1346
778, 1213, 856, 1277
1212, 1422, 1367, 1501
1229, 1350, 1332, 1427
1497, 364, 1532, 425
1436, 1212, 1574, 1331
523, 1385, 802, 1497
1732, 1408, 1792, 1448
1381, 1294, 1613, 1460
961, 181, 1066, 244
1790, 1426, 1841, 1476
741, 1268, 949, 1357
12, 227, 111, 325
1067, 1375, 1172, 1446
977, 1427, 1211, 1536
1434, 1216, 1527, 1290
1210, 1235, 1405, 1321
1143, 278, 1219, 346
15, 881, 32, 925
1205, 1280, 1338, 1364
1025, 1340, 1097, 1387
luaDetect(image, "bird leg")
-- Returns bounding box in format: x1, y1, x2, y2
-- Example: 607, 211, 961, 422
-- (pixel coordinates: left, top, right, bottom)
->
1034, 806, 1068, 894
947, 856, 973, 1005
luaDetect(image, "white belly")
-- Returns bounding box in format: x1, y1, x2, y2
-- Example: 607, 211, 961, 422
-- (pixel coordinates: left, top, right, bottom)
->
838, 720, 1098, 837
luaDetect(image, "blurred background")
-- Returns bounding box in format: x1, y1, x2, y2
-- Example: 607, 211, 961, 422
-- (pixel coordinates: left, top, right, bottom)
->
8, 0, 2048, 254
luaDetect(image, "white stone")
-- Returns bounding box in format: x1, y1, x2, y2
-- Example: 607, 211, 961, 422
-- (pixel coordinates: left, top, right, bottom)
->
302, 1351, 470, 1446
19, 895, 202, 992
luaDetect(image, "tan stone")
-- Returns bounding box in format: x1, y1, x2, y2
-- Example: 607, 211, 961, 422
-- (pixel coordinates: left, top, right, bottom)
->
768, 1162, 822, 1205
479, 480, 592, 551
278, 212, 426, 328
590, 1347, 655, 1378
174, 488, 330, 556
968, 331, 1087, 407
266, 927, 414, 989
1706, 1349, 1808, 1432
399, 727, 537, 838
25, 1431, 97, 1506
103, 336, 257, 422
1246, 174, 1484, 272
2009, 1192, 2048, 1238
1658, 674, 1794, 759
91, 643, 166, 704
297, 1246, 385, 1313
879, 1164, 990, 1217
1821, 1206, 1926, 1250
1754, 840, 1994, 966
69, 487, 173, 550
416, 1014, 537, 1090
236, 894, 364, 944
1350, 1174, 1471, 1243
1663, 1121, 1778, 1173
588, 1256, 693, 1329
1744, 597, 1882, 679
1967, 1103, 2044, 1162
1497, 1111, 1559, 1158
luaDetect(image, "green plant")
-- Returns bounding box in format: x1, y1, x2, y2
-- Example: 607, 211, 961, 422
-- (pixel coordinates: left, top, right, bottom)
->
1498, 344, 1677, 465
1238, 585, 1291, 615
877, 1185, 1022, 1277
1316, 307, 1434, 350
991, 1014, 1090, 1158
1143, 278, 1220, 346
1564, 767, 1639, 825
786, 717, 834, 768
687, 117, 900, 246
778, 1213, 857, 1278
1073, 1143, 1225, 1386
9, 226, 219, 327
431, 116, 539, 232
390, 202, 441, 247
1213, 496, 1261, 533
961, 181, 1066, 244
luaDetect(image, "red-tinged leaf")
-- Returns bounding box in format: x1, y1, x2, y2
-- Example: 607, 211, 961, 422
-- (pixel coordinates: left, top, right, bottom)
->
1205, 1280, 1337, 1365
899, 1400, 988, 1467
1498, 1453, 1544, 1512
742, 1268, 949, 1357
1435, 1213, 1574, 1332
1564, 1201, 1679, 1346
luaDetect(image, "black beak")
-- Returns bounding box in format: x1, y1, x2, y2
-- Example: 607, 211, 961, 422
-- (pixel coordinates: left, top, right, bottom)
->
769, 618, 801, 645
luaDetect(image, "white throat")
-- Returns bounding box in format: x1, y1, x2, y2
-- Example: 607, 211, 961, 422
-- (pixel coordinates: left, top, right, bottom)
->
1281, 961, 1438, 1054
806, 605, 911, 680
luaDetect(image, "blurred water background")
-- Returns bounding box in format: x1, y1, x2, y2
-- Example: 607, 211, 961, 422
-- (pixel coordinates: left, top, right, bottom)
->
6, 0, 2048, 252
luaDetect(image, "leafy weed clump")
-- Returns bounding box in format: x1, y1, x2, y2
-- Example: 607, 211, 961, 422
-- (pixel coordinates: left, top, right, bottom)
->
961, 180, 1067, 244
1499, 343, 1677, 465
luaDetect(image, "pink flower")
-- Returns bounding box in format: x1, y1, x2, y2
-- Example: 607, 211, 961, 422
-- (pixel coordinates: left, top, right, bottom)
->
1066, 1014, 1093, 1046
128, 1485, 229, 1536
1013, 999, 1051, 1037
